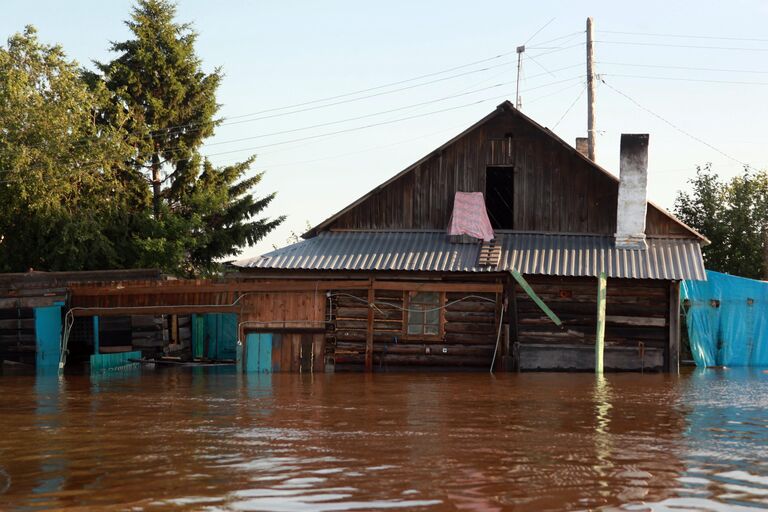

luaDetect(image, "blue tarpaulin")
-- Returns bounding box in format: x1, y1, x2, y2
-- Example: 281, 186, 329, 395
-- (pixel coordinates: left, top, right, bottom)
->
681, 270, 768, 367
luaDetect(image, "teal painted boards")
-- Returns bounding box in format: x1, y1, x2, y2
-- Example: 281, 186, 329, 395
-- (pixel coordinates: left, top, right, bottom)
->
192, 314, 204, 359
91, 351, 142, 372
245, 333, 272, 373
35, 305, 62, 372
206, 313, 238, 360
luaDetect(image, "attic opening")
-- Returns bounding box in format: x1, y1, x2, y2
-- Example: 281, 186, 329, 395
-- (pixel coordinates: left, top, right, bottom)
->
485, 166, 514, 229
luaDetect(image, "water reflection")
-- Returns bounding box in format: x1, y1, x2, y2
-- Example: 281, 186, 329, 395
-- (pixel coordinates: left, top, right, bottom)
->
0, 369, 766, 510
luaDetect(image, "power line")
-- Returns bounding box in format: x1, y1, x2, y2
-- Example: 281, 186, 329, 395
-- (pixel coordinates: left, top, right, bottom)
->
203, 77, 585, 158
524, 17, 556, 45
598, 61, 768, 75
597, 29, 768, 44
149, 71, 583, 155
601, 73, 768, 87
12, 60, 581, 166
158, 33, 583, 136
596, 40, 768, 52
552, 84, 587, 129
206, 81, 514, 148
1, 76, 584, 177
600, 77, 751, 169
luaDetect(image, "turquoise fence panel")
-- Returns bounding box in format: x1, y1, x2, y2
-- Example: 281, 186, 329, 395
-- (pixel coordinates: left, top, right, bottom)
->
216, 313, 238, 361
682, 270, 768, 367
202, 313, 238, 360
90, 351, 142, 372
192, 314, 204, 359
245, 333, 272, 373
259, 333, 272, 372
35, 305, 62, 372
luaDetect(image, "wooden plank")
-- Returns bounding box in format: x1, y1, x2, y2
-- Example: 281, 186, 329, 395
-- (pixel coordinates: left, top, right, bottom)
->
291, 334, 301, 372
312, 333, 325, 373
596, 272, 607, 374
365, 286, 374, 372
73, 306, 240, 317
271, 333, 283, 372
300, 334, 313, 372
70, 279, 502, 297
668, 280, 680, 373
281, 333, 292, 372
510, 271, 562, 326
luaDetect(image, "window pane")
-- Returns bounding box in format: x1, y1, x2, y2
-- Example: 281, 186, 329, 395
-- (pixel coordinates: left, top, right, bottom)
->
408, 323, 423, 335
412, 292, 439, 306
425, 324, 439, 335
426, 308, 439, 326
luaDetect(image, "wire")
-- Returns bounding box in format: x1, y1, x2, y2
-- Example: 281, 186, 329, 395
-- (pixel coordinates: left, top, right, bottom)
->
552, 84, 587, 129
596, 40, 768, 52
524, 17, 556, 45
601, 73, 768, 87
6, 60, 581, 165
598, 61, 768, 75
2, 75, 585, 175
597, 29, 768, 44
201, 76, 585, 158
599, 77, 751, 169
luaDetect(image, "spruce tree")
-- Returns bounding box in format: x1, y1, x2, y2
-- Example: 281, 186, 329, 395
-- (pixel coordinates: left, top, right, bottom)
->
97, 0, 283, 276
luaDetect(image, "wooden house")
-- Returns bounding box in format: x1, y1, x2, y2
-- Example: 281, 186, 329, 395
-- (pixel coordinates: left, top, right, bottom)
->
233, 101, 707, 373
2, 101, 706, 375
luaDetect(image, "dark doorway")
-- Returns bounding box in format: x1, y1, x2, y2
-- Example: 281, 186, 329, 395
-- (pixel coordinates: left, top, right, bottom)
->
485, 166, 514, 229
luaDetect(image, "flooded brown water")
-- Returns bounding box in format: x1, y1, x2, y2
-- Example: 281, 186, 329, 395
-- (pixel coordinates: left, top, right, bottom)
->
1, 368, 768, 511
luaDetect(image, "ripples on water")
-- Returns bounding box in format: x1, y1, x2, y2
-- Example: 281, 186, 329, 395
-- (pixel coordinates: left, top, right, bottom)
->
1, 367, 768, 511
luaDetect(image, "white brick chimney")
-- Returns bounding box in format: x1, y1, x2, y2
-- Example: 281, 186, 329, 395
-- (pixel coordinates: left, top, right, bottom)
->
615, 134, 649, 250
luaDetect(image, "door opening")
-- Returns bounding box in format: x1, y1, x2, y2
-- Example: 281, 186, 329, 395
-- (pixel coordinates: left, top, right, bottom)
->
485, 166, 514, 229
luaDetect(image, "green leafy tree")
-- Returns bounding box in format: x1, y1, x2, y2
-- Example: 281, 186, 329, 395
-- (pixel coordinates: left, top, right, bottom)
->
95, 0, 283, 276
0, 27, 140, 272
674, 164, 768, 279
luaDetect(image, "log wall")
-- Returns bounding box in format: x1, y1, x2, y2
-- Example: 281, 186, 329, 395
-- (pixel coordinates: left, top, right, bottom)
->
514, 276, 670, 371
0, 307, 35, 365
330, 289, 500, 371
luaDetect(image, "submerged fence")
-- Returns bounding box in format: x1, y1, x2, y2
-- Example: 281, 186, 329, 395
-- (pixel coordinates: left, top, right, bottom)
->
681, 270, 768, 367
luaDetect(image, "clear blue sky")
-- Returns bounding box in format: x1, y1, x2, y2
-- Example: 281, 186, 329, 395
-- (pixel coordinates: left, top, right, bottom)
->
4, 1, 768, 259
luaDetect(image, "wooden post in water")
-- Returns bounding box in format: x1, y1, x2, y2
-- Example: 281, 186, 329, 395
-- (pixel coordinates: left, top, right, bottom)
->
93, 316, 100, 355
595, 272, 607, 373
365, 282, 374, 372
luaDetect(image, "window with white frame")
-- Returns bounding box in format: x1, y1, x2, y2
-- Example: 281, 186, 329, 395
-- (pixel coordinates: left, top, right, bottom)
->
406, 291, 441, 335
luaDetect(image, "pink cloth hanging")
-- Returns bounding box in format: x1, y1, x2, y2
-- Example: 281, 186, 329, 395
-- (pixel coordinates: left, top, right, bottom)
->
447, 192, 495, 242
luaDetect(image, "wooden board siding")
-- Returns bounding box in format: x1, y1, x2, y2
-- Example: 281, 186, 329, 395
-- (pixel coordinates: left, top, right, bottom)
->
514, 276, 670, 370
324, 108, 691, 237
0, 307, 35, 365
267, 333, 324, 372
238, 291, 325, 331
330, 289, 500, 371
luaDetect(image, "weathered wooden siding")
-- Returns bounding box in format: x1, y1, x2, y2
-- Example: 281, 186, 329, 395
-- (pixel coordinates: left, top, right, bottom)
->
326, 108, 690, 237
0, 307, 35, 365
514, 276, 670, 370
238, 291, 325, 330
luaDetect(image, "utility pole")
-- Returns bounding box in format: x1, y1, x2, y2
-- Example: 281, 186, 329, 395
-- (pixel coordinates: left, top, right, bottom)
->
515, 45, 525, 110
586, 17, 596, 162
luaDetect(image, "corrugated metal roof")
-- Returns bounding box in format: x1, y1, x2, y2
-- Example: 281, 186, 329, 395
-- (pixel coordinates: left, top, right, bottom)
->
237, 231, 706, 280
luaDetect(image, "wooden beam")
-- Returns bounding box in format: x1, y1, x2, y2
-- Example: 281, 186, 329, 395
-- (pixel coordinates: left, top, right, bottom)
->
668, 280, 681, 373
365, 285, 374, 372
72, 305, 240, 317
372, 281, 502, 293
510, 271, 561, 326
69, 279, 502, 297
595, 272, 607, 374
69, 280, 373, 296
